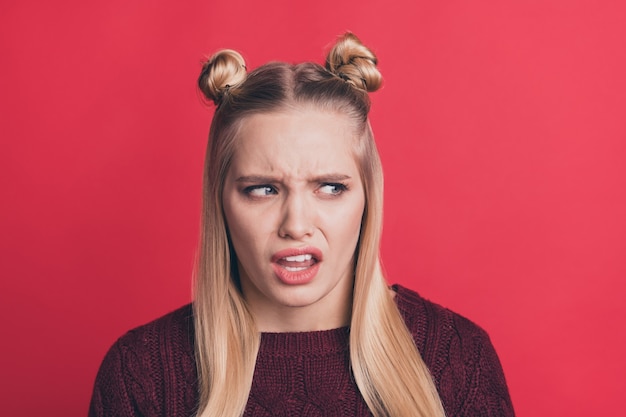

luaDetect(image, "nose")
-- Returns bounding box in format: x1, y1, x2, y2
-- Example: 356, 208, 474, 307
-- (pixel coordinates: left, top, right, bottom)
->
278, 192, 314, 240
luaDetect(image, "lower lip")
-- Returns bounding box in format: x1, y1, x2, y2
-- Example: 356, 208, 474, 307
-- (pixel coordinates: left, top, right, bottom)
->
271, 262, 320, 285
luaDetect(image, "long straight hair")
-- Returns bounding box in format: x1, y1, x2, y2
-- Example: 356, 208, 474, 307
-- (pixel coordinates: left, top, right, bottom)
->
194, 35, 446, 417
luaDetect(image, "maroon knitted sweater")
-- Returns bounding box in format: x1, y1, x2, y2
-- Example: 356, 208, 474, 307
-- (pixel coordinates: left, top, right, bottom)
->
89, 285, 515, 416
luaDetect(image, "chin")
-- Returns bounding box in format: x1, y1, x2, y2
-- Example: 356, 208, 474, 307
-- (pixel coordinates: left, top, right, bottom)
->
272, 286, 326, 308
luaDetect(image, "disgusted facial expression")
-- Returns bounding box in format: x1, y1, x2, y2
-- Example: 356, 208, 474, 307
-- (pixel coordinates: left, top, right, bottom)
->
222, 108, 366, 331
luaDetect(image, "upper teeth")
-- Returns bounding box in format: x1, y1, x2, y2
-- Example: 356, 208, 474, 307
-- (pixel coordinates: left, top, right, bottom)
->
284, 254, 313, 262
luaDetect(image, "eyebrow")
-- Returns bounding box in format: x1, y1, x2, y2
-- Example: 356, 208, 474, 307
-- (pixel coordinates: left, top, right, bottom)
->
234, 174, 352, 183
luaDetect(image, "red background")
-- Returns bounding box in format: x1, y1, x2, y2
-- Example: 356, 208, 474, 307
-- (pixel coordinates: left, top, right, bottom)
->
1, 1, 625, 415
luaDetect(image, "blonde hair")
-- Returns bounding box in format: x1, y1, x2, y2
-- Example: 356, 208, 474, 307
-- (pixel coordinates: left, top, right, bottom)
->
194, 33, 446, 417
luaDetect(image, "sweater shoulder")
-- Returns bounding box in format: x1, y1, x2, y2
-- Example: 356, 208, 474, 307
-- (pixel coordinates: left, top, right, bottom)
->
116, 304, 195, 351
393, 284, 515, 416
89, 304, 197, 417
393, 284, 490, 350
110, 303, 197, 394
392, 283, 495, 374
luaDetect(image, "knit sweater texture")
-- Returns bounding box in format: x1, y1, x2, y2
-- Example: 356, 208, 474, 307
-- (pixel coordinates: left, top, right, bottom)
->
89, 285, 515, 416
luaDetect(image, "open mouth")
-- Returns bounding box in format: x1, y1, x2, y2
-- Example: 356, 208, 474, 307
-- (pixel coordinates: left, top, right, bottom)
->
276, 254, 318, 271
271, 248, 323, 284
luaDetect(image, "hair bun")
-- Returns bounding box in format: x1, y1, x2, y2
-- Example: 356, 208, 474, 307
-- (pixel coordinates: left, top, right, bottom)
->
326, 32, 382, 92
198, 49, 247, 104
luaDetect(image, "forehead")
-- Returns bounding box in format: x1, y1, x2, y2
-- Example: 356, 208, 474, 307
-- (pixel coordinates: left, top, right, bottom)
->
229, 109, 361, 178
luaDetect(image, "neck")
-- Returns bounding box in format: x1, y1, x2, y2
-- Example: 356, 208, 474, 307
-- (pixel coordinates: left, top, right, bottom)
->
243, 279, 354, 333
255, 302, 352, 333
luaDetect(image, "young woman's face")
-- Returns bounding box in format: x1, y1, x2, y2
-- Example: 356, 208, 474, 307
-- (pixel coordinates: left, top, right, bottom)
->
222, 108, 365, 331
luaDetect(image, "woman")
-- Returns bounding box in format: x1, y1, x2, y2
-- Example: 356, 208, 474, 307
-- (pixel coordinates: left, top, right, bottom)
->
89, 33, 515, 417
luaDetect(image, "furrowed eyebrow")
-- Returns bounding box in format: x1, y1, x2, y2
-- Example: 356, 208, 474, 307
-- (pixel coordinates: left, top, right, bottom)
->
234, 175, 278, 183
234, 174, 352, 183
310, 174, 352, 182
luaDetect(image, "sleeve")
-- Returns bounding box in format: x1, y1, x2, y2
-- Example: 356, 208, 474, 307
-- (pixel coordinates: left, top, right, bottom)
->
88, 339, 143, 417
458, 328, 516, 417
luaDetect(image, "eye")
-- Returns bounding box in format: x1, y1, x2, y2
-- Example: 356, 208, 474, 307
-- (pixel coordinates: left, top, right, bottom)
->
243, 185, 277, 197
318, 183, 347, 196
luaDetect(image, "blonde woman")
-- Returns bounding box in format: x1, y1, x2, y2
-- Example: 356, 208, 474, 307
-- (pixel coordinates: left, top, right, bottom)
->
90, 33, 515, 417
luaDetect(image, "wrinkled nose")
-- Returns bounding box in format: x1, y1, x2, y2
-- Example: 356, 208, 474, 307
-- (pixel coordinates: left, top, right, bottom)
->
278, 192, 314, 240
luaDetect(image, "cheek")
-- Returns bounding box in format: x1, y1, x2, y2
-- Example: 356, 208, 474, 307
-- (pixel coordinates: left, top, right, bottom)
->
222, 193, 251, 254
223, 193, 272, 264
330, 194, 366, 248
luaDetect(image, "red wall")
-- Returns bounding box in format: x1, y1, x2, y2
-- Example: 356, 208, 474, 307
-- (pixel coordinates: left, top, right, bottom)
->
1, 1, 624, 415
